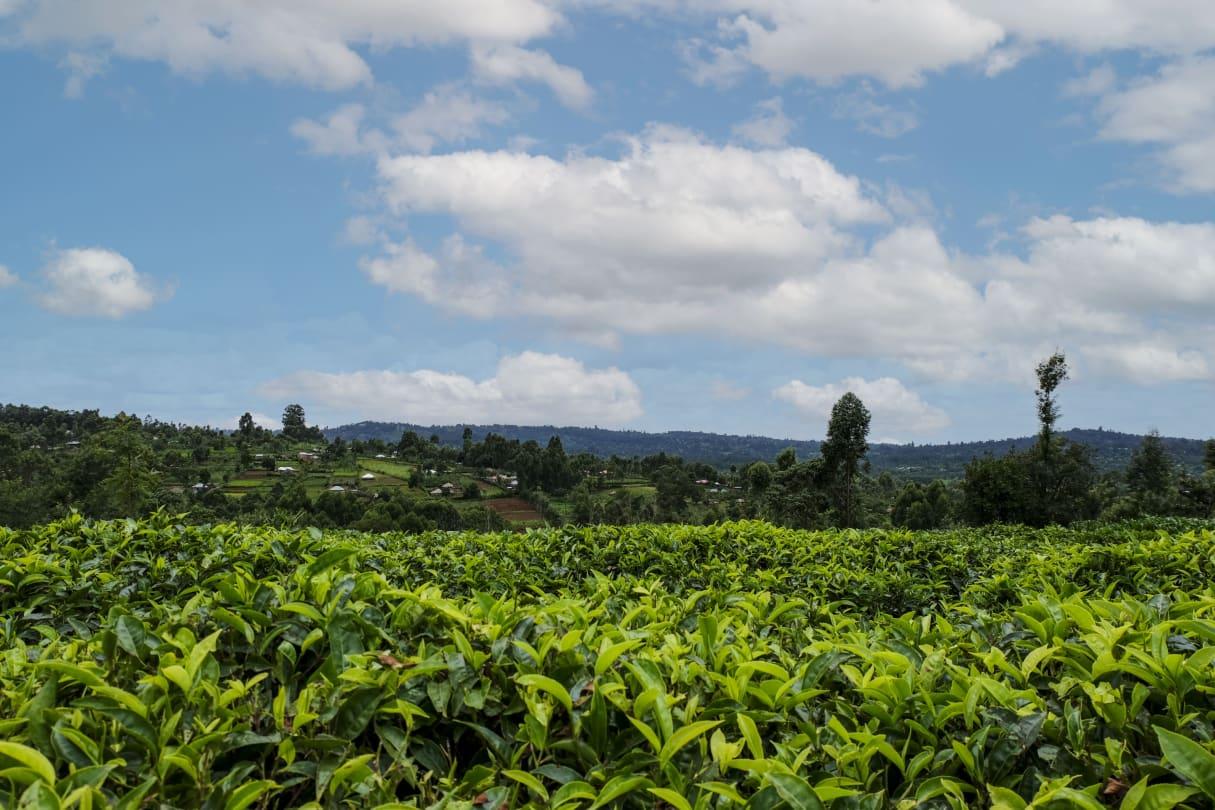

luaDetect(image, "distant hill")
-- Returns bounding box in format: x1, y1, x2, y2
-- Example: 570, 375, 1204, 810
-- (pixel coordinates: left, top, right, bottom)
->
324, 422, 1210, 479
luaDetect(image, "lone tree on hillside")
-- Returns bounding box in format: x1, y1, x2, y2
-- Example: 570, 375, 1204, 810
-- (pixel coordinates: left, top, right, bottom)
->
238, 412, 255, 440
1035, 352, 1068, 458
822, 392, 871, 528
282, 404, 308, 440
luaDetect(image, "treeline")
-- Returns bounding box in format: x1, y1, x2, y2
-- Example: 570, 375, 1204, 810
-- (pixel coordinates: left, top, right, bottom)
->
327, 422, 1211, 477
736, 353, 1215, 530
3, 357, 1214, 533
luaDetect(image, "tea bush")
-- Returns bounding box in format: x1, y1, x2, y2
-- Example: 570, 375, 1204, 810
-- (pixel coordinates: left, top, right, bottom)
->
2, 515, 1215, 808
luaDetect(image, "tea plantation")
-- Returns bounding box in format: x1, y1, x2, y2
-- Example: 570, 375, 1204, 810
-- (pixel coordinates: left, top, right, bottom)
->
3, 515, 1215, 808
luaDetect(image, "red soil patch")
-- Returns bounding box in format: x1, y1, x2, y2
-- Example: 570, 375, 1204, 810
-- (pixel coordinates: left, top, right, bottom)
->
485, 497, 544, 524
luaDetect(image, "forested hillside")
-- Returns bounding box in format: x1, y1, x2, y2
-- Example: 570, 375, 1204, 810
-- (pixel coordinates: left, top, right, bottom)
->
326, 422, 1209, 478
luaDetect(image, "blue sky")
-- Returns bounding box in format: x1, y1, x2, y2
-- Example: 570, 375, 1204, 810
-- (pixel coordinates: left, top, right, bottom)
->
2, 1, 1214, 443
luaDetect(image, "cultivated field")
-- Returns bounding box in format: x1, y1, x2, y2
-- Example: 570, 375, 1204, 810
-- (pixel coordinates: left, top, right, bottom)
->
2, 517, 1214, 807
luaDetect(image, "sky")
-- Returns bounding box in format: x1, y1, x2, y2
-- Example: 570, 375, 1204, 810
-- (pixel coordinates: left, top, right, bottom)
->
1, 1, 1214, 443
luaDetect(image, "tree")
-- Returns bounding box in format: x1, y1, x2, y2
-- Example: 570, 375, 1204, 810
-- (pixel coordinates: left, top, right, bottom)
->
821, 392, 871, 528
1034, 352, 1068, 457
653, 464, 698, 520
1126, 431, 1175, 514
775, 447, 797, 471
893, 481, 951, 529
281, 404, 307, 440
1127, 431, 1172, 496
1204, 439, 1215, 473
238, 412, 255, 440
97, 423, 158, 517
747, 461, 773, 494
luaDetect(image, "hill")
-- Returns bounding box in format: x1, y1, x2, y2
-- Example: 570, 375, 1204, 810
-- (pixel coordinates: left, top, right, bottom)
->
324, 422, 1210, 479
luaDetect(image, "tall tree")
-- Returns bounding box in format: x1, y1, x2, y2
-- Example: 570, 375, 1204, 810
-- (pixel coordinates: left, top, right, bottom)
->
238, 411, 255, 440
821, 392, 871, 528
1035, 352, 1069, 458
98, 423, 158, 517
281, 404, 307, 440
1127, 431, 1173, 501
1204, 439, 1215, 473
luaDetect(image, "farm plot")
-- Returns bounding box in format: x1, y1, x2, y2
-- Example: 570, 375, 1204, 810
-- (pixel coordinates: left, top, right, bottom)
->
484, 496, 545, 525
3, 518, 1215, 807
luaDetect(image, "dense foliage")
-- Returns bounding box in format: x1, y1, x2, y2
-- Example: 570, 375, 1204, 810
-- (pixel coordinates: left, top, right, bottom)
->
4, 517, 1215, 807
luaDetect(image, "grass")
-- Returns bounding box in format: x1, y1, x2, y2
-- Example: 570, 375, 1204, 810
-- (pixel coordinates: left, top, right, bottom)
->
358, 458, 415, 479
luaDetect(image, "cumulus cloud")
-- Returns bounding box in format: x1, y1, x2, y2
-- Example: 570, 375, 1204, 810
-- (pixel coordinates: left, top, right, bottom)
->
392, 86, 512, 152
290, 103, 371, 156
11, 0, 1215, 98
291, 87, 511, 157
349, 124, 1215, 385
732, 97, 794, 146
8, 0, 561, 90
0, 264, 17, 288
470, 44, 594, 109
262, 352, 643, 426
1082, 342, 1210, 384
664, 0, 1215, 88
37, 247, 166, 318
774, 376, 951, 435
1090, 57, 1215, 192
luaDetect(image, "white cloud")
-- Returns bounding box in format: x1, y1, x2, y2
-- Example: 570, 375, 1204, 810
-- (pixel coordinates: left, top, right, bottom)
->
470, 44, 594, 109
996, 215, 1215, 318
661, 0, 1215, 93
291, 87, 511, 158
833, 87, 918, 138
341, 216, 380, 246
677, 32, 753, 87
967, 1, 1215, 55
1061, 63, 1116, 98
359, 235, 509, 319
37, 247, 165, 318
59, 50, 106, 98
12, 0, 1215, 98
721, 0, 1003, 88
367, 125, 888, 332
732, 97, 794, 146
262, 352, 643, 426
290, 103, 371, 156
0, 264, 17, 288
1082, 342, 1210, 384
1091, 57, 1215, 192
354, 124, 1215, 385
774, 376, 951, 435
392, 85, 511, 152
10, 0, 562, 90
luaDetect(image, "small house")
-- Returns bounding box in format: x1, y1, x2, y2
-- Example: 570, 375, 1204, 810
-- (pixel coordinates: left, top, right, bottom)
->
328, 485, 346, 492
361, 473, 375, 480
276, 466, 296, 474
429, 488, 444, 496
